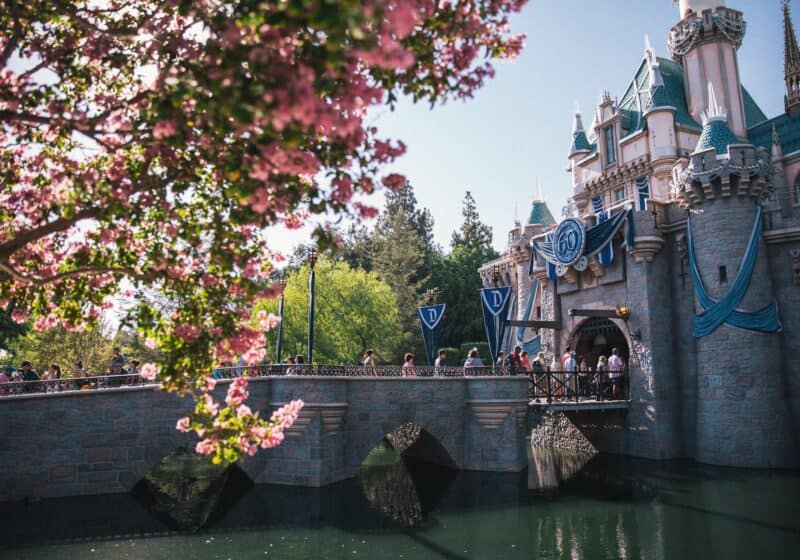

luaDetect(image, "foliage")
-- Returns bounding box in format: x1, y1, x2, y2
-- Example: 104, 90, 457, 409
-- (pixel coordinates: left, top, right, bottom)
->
7, 324, 115, 375
254, 259, 403, 364
432, 192, 497, 347
0, 305, 27, 351
451, 191, 493, 251
0, 0, 527, 463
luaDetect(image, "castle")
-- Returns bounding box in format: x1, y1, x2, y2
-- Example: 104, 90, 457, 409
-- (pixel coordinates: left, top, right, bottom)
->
480, 0, 800, 468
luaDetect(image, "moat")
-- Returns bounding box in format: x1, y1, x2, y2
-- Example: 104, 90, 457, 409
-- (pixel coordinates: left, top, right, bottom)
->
1, 445, 798, 560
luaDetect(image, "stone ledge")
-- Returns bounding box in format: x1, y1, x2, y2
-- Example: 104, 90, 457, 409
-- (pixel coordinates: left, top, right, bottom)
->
466, 399, 529, 429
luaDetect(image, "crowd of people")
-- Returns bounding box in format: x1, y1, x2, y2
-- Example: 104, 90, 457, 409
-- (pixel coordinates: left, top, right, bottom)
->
0, 348, 143, 396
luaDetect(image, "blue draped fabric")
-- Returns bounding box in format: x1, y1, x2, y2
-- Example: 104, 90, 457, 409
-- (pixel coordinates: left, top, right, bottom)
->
592, 196, 604, 214
532, 209, 631, 273
597, 211, 613, 267
687, 204, 781, 337
515, 278, 540, 349
584, 209, 629, 258
636, 176, 650, 211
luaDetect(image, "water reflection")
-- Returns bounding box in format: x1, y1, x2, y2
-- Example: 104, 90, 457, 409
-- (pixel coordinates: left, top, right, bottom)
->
528, 445, 595, 491
1, 451, 799, 559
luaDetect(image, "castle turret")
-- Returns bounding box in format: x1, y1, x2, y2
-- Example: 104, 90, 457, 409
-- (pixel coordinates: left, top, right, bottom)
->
643, 37, 678, 173
669, 0, 748, 138
568, 104, 593, 192
671, 82, 798, 468
784, 0, 800, 117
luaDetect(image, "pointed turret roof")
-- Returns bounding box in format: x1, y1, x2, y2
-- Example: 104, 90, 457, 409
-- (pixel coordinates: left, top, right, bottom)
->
695, 83, 740, 155
527, 179, 556, 228
568, 103, 593, 156
785, 1, 800, 71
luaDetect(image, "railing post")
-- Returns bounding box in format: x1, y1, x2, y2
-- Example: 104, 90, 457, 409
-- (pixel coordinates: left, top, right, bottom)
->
546, 371, 552, 404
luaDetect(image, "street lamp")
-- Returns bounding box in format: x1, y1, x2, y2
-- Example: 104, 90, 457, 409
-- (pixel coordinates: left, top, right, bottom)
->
492, 264, 501, 287
615, 302, 631, 320
307, 248, 318, 364
275, 276, 287, 364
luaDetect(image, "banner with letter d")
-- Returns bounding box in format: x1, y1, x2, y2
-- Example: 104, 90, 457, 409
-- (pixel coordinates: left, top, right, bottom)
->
480, 287, 512, 364
418, 304, 446, 366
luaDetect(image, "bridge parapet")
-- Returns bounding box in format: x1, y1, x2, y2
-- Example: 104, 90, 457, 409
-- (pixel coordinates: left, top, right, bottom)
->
0, 375, 528, 500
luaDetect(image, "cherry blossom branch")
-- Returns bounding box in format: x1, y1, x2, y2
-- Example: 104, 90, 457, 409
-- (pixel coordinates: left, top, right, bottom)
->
0, 259, 145, 286
0, 0, 23, 67
0, 208, 101, 257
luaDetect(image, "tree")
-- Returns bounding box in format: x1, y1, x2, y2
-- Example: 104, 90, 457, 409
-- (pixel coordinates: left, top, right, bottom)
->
0, 305, 27, 352
433, 191, 497, 348
253, 260, 403, 364
0, 0, 527, 464
7, 324, 115, 375
451, 191, 494, 251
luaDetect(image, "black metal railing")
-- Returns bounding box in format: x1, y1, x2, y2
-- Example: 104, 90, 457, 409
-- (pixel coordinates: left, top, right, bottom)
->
210, 364, 519, 378
0, 373, 153, 396
527, 370, 628, 404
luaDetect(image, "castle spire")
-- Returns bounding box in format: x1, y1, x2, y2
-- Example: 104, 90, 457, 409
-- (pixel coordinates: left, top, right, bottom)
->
568, 104, 592, 157
784, 1, 800, 116
535, 177, 544, 202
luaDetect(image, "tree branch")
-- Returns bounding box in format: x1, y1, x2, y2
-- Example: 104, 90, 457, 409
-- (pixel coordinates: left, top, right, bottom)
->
0, 259, 145, 286
0, 0, 23, 67
0, 208, 101, 257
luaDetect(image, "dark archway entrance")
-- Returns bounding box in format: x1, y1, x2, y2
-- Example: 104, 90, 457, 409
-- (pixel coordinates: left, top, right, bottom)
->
569, 318, 629, 369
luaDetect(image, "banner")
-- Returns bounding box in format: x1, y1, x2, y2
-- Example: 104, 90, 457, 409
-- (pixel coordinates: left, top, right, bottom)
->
480, 287, 512, 364
418, 304, 446, 366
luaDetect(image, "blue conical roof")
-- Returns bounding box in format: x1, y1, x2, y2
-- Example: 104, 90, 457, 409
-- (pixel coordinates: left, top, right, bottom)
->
695, 119, 740, 155
569, 131, 593, 155
528, 201, 556, 228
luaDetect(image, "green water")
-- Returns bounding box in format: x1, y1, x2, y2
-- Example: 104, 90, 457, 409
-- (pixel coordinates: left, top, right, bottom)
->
1, 450, 799, 559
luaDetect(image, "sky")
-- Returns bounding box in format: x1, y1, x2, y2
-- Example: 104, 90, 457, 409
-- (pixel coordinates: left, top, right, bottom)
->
270, 0, 790, 255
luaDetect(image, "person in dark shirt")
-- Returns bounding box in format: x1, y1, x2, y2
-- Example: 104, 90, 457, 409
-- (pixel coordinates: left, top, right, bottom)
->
19, 361, 39, 393
508, 345, 523, 375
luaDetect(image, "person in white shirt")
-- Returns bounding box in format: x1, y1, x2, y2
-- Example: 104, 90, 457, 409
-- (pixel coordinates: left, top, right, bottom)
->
608, 348, 625, 399
564, 351, 577, 397
434, 349, 446, 377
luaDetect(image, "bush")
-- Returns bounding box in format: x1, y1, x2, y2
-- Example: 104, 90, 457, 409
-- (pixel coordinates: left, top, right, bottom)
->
459, 342, 491, 364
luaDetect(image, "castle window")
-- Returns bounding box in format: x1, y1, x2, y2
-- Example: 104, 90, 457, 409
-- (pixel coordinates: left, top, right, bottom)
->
536, 306, 542, 319
604, 126, 617, 165
719, 266, 728, 284
795, 181, 800, 205
615, 188, 625, 203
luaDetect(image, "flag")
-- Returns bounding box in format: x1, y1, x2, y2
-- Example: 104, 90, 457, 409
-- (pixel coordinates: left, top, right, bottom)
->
480, 287, 512, 364
418, 304, 446, 366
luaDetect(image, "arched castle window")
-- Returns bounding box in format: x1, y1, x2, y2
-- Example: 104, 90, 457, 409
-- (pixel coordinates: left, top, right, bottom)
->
795, 177, 800, 205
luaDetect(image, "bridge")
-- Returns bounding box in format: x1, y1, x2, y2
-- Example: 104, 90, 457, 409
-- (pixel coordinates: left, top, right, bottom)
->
0, 371, 530, 501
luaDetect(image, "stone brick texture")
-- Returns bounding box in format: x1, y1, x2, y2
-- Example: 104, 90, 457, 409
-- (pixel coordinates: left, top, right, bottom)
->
531, 206, 800, 468
0, 376, 529, 500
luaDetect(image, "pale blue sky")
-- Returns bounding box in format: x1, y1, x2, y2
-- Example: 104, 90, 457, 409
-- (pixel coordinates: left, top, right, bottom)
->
270, 0, 788, 254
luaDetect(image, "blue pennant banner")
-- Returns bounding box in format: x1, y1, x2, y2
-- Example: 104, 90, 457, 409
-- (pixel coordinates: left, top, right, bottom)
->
687, 204, 781, 337
418, 304, 446, 366
480, 287, 512, 364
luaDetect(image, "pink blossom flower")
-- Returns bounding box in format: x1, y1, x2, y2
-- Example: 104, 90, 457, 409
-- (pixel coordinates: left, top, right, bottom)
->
174, 324, 202, 343
152, 120, 177, 139
195, 438, 218, 456
236, 404, 252, 417
202, 394, 219, 416
176, 417, 191, 432
140, 363, 159, 381
270, 399, 304, 430
225, 376, 249, 407
381, 173, 407, 191
256, 310, 281, 332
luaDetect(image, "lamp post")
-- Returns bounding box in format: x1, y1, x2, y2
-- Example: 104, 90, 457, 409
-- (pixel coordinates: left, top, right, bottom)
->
275, 276, 287, 364
307, 248, 318, 365
492, 264, 501, 287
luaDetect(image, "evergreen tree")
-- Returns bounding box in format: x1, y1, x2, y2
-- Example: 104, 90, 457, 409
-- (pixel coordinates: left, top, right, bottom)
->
435, 191, 498, 349
451, 191, 493, 251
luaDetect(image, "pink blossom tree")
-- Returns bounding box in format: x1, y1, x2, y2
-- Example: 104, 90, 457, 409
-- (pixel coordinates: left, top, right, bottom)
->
0, 0, 527, 464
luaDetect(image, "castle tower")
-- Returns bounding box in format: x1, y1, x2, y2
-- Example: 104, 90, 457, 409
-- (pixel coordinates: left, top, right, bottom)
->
784, 0, 800, 117
669, 0, 748, 138
671, 83, 798, 468
568, 104, 592, 192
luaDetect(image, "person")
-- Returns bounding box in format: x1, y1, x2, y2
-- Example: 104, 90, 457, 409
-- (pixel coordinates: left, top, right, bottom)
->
463, 347, 484, 375
402, 353, 417, 377
608, 347, 625, 399
563, 351, 577, 397
294, 354, 305, 375
578, 356, 590, 396
42, 364, 62, 393
110, 347, 126, 374
508, 345, 522, 375
596, 355, 608, 400
128, 360, 141, 385
520, 350, 531, 374
20, 361, 39, 393
0, 367, 9, 396
495, 351, 506, 374
531, 352, 545, 400
73, 361, 89, 390
561, 346, 572, 371
434, 349, 447, 377
363, 349, 377, 375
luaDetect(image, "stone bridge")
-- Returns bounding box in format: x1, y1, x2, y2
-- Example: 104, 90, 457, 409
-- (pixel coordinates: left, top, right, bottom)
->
0, 376, 529, 501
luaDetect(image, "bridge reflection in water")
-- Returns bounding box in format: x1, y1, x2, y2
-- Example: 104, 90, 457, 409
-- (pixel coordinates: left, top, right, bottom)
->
2, 448, 800, 559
